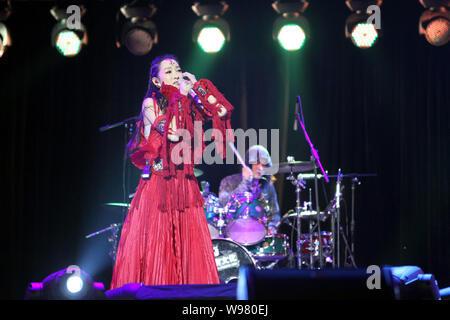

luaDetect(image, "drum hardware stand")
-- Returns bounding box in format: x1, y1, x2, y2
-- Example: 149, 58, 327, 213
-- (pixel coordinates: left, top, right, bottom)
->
99, 115, 139, 224
327, 173, 376, 267
335, 169, 342, 268
306, 190, 315, 269
286, 161, 306, 269
350, 177, 360, 263
217, 208, 227, 238
340, 225, 357, 268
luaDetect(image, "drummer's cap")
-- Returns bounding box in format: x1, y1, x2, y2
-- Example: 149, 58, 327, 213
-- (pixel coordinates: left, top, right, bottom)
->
245, 145, 272, 167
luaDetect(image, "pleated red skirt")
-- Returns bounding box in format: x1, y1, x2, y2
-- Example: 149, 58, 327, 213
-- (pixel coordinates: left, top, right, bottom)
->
110, 172, 220, 289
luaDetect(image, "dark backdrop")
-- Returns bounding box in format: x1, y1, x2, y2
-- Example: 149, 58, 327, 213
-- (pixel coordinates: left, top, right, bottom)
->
1, 0, 449, 299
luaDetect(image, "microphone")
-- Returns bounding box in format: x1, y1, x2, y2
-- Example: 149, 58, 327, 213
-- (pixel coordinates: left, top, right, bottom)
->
293, 100, 299, 131
183, 76, 206, 111
189, 89, 203, 107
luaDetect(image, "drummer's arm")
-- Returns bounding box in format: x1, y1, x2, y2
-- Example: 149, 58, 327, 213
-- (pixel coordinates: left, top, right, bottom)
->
268, 183, 281, 227
219, 175, 252, 206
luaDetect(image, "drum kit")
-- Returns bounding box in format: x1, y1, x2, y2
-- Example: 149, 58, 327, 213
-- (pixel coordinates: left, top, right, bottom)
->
200, 160, 356, 284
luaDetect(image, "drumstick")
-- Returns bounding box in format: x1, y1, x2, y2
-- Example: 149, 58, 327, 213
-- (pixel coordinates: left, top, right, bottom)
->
228, 142, 249, 169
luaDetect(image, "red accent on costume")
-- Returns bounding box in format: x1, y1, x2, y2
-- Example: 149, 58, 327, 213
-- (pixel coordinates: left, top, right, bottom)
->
111, 81, 234, 289
192, 79, 234, 158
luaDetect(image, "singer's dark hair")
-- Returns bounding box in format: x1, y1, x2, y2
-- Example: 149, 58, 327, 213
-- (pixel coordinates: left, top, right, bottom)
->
128, 54, 180, 153
144, 53, 179, 112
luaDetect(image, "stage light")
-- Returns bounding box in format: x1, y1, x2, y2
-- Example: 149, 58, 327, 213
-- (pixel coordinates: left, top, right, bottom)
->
345, 1, 382, 49
418, 1, 450, 46
277, 24, 306, 51
50, 5, 87, 57
0, 22, 11, 58
390, 266, 442, 300
345, 15, 379, 48
237, 266, 399, 300
0, 2, 12, 59
192, 1, 230, 53
25, 265, 105, 300
66, 274, 84, 294
272, 1, 310, 52
197, 26, 226, 53
116, 2, 158, 56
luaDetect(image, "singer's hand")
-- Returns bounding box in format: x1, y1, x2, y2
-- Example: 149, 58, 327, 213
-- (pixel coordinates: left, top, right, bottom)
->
242, 166, 253, 181
179, 77, 193, 96
182, 72, 197, 84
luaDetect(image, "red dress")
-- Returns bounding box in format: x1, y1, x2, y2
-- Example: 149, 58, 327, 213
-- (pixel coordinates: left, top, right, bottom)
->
110, 80, 233, 289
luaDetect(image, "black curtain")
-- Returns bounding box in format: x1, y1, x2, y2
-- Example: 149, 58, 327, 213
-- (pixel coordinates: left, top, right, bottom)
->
1, 1, 449, 299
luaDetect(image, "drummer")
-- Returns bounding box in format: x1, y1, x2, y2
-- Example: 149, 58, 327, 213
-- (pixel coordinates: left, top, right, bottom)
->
219, 145, 281, 234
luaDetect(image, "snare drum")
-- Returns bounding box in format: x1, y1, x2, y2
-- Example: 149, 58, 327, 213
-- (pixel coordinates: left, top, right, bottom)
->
212, 238, 256, 284
225, 193, 269, 245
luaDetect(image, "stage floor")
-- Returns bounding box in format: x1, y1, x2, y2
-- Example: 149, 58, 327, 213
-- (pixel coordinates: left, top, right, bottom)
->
105, 283, 238, 300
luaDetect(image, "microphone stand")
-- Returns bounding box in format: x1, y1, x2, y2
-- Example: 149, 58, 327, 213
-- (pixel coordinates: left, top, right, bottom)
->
99, 115, 140, 133
294, 96, 329, 269
99, 115, 139, 241
85, 223, 123, 263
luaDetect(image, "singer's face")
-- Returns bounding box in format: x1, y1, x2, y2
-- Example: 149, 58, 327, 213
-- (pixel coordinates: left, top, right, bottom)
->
251, 163, 265, 179
153, 59, 182, 88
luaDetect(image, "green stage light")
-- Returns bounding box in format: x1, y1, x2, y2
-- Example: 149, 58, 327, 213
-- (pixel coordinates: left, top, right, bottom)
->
272, 1, 310, 52
192, 2, 230, 54
197, 26, 226, 53
277, 24, 306, 51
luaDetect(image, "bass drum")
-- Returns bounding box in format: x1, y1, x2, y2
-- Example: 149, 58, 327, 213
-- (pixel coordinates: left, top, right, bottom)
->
212, 238, 256, 284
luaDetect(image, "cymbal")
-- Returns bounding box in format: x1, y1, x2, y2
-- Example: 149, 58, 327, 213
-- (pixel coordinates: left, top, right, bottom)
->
194, 167, 203, 177
283, 210, 329, 220
275, 161, 315, 174
104, 202, 130, 208
328, 173, 377, 178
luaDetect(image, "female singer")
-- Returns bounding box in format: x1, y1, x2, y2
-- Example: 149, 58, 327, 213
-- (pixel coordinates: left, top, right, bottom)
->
110, 54, 233, 289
